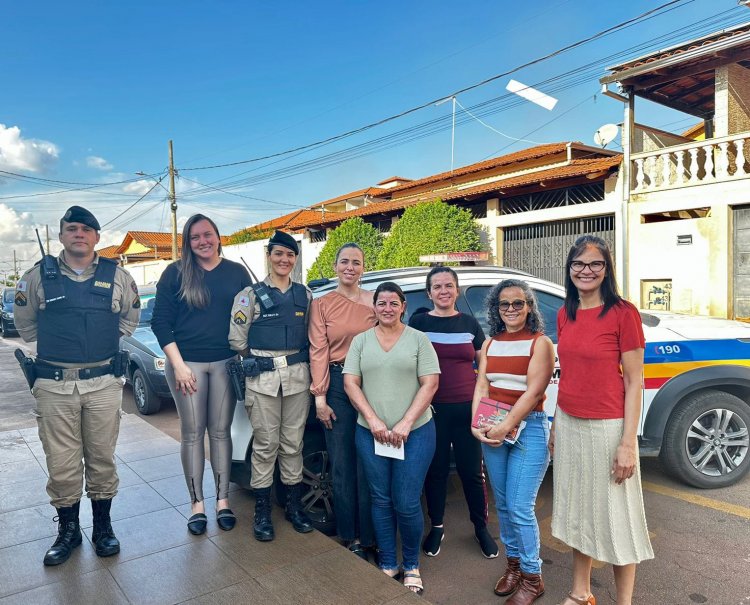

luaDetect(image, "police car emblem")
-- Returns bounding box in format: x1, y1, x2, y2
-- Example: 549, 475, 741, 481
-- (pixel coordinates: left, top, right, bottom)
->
233, 310, 247, 325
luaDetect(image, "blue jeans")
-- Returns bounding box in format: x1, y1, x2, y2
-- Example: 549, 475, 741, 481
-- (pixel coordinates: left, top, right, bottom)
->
324, 367, 374, 546
482, 411, 550, 574
356, 420, 436, 571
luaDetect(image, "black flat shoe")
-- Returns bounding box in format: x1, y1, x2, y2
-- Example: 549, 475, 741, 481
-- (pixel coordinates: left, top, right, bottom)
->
347, 541, 368, 561
187, 513, 207, 535
216, 508, 236, 531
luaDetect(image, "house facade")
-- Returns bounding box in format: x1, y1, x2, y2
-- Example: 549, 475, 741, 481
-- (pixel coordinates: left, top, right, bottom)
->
601, 22, 750, 319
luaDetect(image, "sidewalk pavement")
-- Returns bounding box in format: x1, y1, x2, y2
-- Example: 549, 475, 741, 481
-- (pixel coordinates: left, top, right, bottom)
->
0, 340, 422, 605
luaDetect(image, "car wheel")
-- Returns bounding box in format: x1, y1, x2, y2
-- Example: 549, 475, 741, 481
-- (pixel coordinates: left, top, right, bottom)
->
274, 428, 336, 535
660, 389, 750, 488
133, 368, 162, 415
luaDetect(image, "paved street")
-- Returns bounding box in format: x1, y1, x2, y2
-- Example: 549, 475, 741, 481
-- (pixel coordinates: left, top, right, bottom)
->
1, 332, 749, 604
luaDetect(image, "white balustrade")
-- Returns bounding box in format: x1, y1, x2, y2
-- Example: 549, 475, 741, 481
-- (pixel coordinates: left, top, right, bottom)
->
631, 131, 750, 193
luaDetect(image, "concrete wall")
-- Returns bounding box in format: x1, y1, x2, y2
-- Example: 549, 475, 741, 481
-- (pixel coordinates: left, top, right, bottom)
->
122, 260, 171, 286
222, 235, 326, 284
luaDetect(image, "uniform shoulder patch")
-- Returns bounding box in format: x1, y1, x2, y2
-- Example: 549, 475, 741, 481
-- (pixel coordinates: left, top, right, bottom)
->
133, 297, 141, 309
16, 281, 27, 292
233, 310, 247, 325
238, 295, 250, 307
14, 292, 27, 306
131, 281, 139, 295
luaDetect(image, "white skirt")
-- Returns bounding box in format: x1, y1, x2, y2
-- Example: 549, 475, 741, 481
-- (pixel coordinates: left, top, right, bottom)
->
551, 408, 654, 565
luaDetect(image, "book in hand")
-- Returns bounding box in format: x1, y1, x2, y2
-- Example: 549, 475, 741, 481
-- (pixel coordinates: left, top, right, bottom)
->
472, 397, 526, 444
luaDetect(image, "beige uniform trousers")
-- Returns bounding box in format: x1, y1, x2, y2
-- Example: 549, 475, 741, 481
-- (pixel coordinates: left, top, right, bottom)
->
32, 375, 123, 508
246, 386, 310, 490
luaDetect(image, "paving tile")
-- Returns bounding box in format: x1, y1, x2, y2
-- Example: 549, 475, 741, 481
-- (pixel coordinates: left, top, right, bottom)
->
0, 476, 49, 514
383, 593, 425, 604
0, 458, 47, 487
110, 539, 248, 605
181, 578, 286, 605
116, 422, 168, 446
114, 461, 145, 489
0, 432, 34, 464
0, 503, 58, 549
147, 464, 218, 507
18, 427, 40, 444
0, 534, 102, 599
255, 545, 408, 605
78, 483, 171, 528
127, 452, 184, 482
83, 507, 205, 564
115, 435, 180, 463
210, 506, 338, 578
0, 568, 128, 605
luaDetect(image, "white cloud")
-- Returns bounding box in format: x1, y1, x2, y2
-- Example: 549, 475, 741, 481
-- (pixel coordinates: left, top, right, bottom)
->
0, 124, 59, 173
122, 179, 155, 195
86, 155, 113, 171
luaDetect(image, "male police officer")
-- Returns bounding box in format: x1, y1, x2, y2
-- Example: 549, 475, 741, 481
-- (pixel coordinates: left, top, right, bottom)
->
14, 206, 140, 566
229, 230, 314, 541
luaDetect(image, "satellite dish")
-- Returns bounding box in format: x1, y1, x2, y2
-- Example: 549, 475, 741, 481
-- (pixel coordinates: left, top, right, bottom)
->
594, 123, 619, 148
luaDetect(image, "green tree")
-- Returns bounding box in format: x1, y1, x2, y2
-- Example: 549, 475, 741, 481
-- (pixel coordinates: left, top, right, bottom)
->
227, 226, 275, 245
376, 200, 481, 269
308, 217, 384, 283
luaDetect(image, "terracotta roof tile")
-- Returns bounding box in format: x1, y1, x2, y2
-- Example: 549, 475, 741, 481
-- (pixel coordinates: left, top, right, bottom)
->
96, 245, 120, 259
384, 142, 573, 193
607, 23, 750, 74
309, 187, 389, 209
287, 156, 621, 230
376, 176, 413, 185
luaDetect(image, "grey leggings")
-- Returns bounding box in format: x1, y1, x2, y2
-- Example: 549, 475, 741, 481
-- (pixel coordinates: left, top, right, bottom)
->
165, 356, 237, 502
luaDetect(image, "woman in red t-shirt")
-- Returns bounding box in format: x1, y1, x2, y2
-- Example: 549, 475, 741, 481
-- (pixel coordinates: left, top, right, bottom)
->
550, 235, 653, 605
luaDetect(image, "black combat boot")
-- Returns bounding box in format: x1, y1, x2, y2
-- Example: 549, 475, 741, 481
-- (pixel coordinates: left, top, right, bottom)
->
253, 487, 275, 542
91, 498, 120, 557
43, 501, 82, 566
284, 483, 314, 534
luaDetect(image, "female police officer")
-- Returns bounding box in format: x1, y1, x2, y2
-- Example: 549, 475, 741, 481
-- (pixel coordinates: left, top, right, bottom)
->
228, 230, 314, 541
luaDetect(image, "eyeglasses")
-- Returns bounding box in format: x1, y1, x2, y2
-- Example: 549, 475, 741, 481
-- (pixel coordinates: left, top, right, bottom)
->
569, 260, 606, 273
499, 300, 527, 312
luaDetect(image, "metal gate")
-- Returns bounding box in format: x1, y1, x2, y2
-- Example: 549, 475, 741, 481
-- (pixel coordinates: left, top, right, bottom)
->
503, 215, 615, 285
733, 206, 750, 321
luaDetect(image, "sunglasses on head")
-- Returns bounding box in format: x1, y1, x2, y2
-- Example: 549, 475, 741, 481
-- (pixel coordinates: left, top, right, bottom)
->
499, 300, 527, 312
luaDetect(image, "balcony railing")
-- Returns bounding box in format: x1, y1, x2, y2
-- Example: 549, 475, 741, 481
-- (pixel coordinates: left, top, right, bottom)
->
631, 131, 750, 193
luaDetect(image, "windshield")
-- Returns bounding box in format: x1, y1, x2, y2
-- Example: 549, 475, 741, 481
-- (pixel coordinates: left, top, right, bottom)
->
2, 290, 14, 304
139, 295, 155, 325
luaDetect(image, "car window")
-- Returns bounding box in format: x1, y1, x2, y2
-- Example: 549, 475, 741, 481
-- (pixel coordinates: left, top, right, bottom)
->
464, 285, 563, 343
139, 295, 156, 325
464, 286, 491, 335
404, 289, 432, 323
2, 290, 14, 304
534, 290, 563, 344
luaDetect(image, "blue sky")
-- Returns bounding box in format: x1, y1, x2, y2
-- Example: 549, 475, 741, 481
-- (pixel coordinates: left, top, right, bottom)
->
0, 0, 746, 271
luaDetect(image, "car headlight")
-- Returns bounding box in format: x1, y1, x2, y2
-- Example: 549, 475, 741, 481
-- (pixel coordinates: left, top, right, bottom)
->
1, 311, 11, 319
154, 357, 166, 371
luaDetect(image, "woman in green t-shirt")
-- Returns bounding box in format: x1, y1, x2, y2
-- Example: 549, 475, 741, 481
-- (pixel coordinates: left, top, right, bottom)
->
343, 281, 440, 596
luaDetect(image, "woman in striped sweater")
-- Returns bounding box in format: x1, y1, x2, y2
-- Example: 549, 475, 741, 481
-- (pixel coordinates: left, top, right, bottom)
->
471, 279, 555, 605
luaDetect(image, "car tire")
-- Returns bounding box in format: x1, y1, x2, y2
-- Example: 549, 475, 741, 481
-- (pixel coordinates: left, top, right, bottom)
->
274, 427, 336, 535
660, 389, 750, 488
133, 368, 162, 415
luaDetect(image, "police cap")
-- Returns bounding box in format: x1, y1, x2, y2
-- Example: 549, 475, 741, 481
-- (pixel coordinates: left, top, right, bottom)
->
268, 230, 298, 255
61, 206, 101, 231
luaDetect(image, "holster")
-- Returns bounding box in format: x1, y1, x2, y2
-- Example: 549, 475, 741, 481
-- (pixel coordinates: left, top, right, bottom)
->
226, 359, 247, 401
112, 350, 130, 378
14, 349, 36, 390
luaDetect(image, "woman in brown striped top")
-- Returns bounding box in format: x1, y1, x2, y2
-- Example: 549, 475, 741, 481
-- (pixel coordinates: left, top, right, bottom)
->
471, 279, 555, 605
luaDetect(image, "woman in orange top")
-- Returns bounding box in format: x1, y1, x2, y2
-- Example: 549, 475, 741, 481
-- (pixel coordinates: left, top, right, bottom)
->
472, 279, 555, 605
309, 243, 376, 559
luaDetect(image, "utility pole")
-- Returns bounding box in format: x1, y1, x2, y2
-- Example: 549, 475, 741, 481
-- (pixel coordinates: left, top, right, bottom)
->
45, 225, 50, 255
13, 250, 17, 281
168, 140, 178, 261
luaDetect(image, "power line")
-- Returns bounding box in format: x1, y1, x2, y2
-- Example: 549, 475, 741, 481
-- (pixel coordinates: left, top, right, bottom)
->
100, 178, 165, 229
179, 0, 693, 173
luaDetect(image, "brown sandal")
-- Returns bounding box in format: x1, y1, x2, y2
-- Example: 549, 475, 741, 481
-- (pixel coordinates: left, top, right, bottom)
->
558, 592, 596, 605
